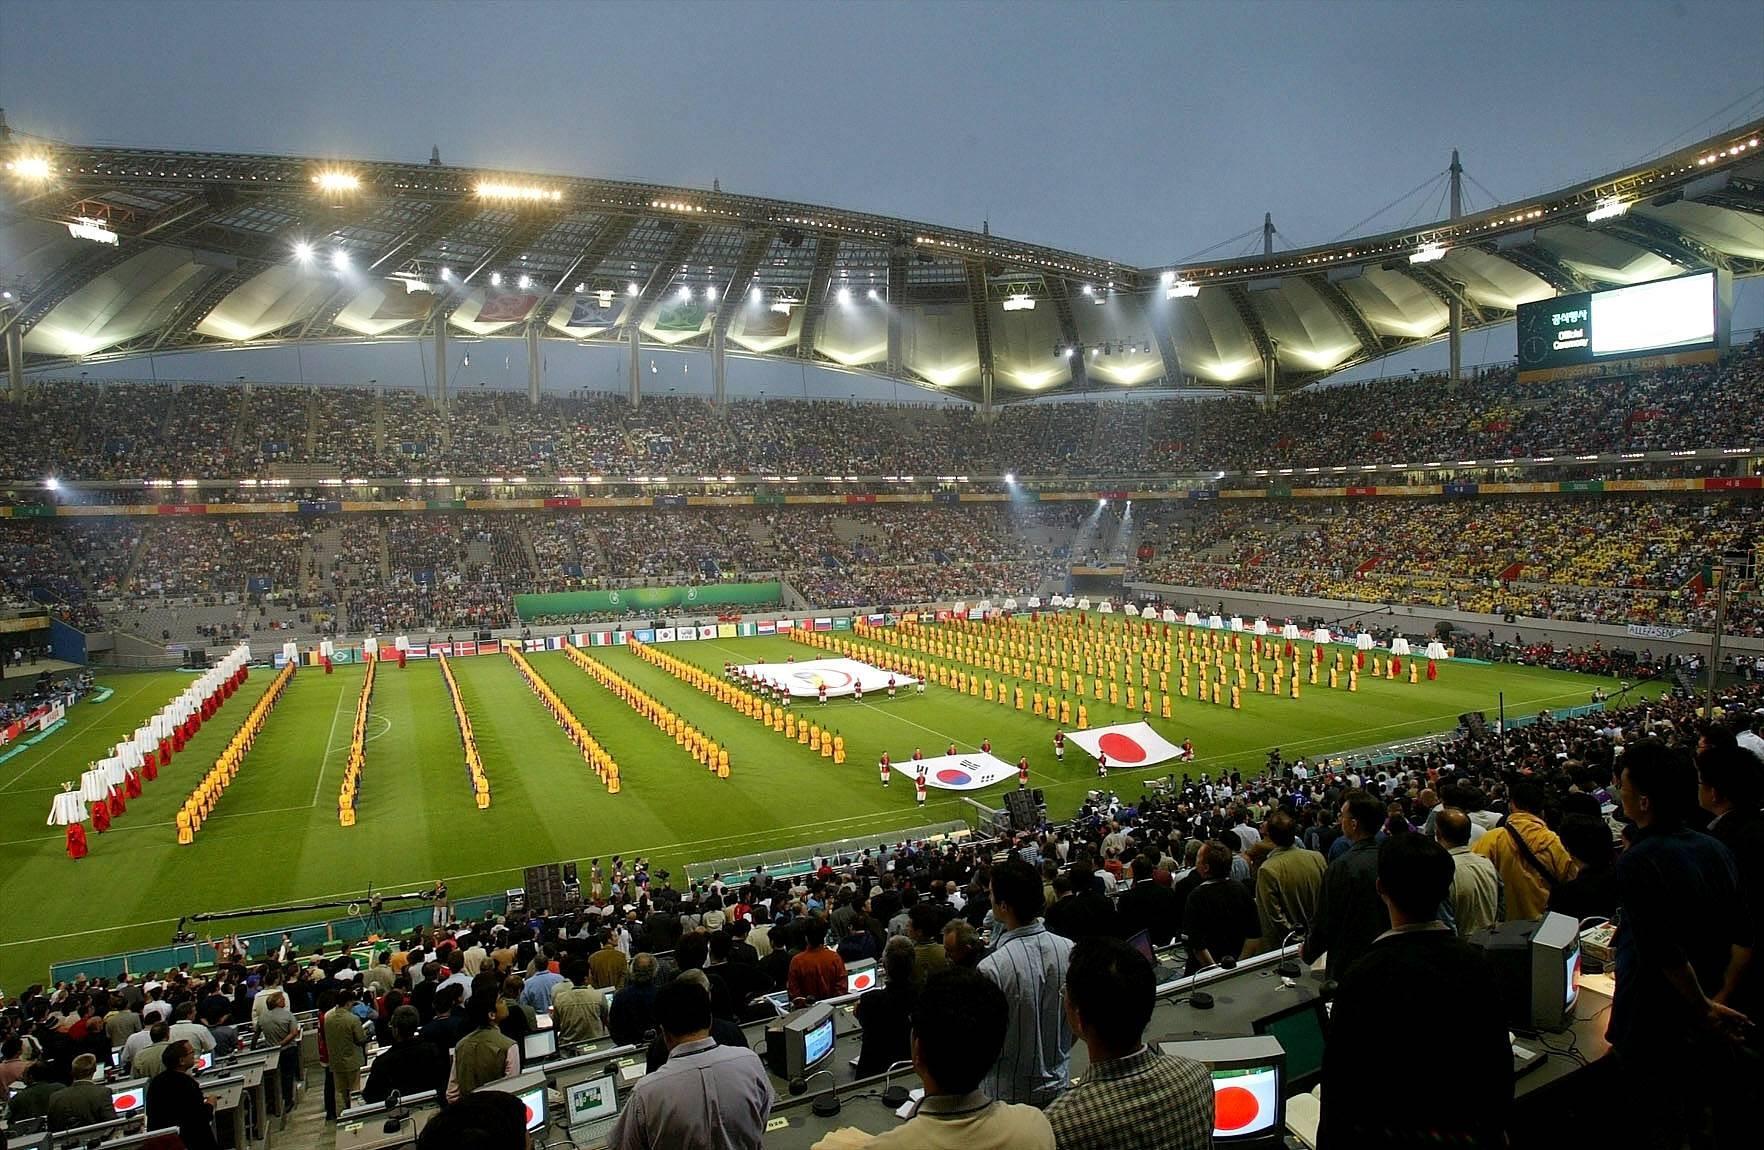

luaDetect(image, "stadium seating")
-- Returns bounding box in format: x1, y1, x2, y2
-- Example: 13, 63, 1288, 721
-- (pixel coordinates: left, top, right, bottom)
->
9, 335, 1760, 481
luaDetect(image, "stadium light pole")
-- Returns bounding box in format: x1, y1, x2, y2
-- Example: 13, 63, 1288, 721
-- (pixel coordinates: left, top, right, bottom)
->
2, 300, 21, 403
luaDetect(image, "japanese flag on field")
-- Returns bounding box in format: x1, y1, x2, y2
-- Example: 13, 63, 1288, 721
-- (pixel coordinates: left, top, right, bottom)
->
1065, 722, 1184, 769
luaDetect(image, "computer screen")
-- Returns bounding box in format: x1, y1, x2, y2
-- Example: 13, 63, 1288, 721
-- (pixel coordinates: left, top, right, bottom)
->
111, 1085, 147, 1114
195, 1052, 214, 1072
1210, 1066, 1283, 1139
565, 1074, 619, 1129
1564, 945, 1583, 1011
1126, 930, 1157, 965
1160, 1035, 1285, 1146
535, 1013, 555, 1031
522, 1029, 557, 1065
1252, 1000, 1326, 1095
518, 1084, 547, 1132
845, 958, 877, 994
803, 1015, 836, 1067
763, 990, 792, 1016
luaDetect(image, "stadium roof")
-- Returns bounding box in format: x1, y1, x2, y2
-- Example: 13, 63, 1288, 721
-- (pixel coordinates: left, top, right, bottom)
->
2, 117, 1762, 401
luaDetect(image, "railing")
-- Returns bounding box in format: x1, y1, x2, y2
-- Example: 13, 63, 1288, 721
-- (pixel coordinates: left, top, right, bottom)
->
684, 819, 972, 884
48, 893, 509, 985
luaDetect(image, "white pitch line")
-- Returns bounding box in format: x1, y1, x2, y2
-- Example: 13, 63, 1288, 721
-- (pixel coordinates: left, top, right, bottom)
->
309, 677, 353, 807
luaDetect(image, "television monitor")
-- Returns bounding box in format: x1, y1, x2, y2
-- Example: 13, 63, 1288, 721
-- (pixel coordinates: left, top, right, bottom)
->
110, 1084, 148, 1114
522, 1029, 558, 1067
844, 957, 878, 994
517, 1083, 548, 1133
1160, 1036, 1285, 1146
535, 1012, 555, 1031
1252, 999, 1327, 1095
194, 1052, 214, 1073
765, 1002, 836, 1080
1466, 911, 1582, 1029
1126, 930, 1157, 964
482, 1072, 548, 1133
564, 1073, 620, 1129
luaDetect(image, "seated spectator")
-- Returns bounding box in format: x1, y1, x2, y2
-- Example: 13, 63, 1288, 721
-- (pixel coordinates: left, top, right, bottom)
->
6, 1060, 65, 1123
47, 1053, 116, 1131
1046, 936, 1213, 1150
1318, 834, 1510, 1148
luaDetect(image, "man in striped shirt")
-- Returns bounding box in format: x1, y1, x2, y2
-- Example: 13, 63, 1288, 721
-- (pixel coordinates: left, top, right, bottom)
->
978, 858, 1075, 1107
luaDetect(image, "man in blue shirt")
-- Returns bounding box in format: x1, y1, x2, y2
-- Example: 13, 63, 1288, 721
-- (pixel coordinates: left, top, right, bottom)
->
977, 858, 1074, 1107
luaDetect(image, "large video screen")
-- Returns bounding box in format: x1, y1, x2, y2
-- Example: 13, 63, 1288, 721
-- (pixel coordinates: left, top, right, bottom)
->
1516, 271, 1722, 376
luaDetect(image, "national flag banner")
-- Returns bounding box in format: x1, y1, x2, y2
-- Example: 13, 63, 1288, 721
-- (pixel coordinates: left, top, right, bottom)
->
756, 620, 776, 635
652, 299, 708, 333
566, 295, 618, 328
831, 617, 852, 631
408, 643, 430, 658
589, 631, 612, 646
456, 641, 477, 657
475, 292, 539, 323
733, 622, 753, 637
905, 752, 1019, 792
1065, 722, 1187, 769
739, 307, 793, 339
524, 637, 545, 652
865, 613, 886, 625
775, 619, 794, 632
478, 639, 501, 654
370, 282, 434, 321
611, 630, 628, 645
656, 628, 677, 642
433, 642, 454, 658
547, 635, 567, 650
698, 625, 718, 640
967, 607, 986, 620
634, 629, 656, 643
676, 629, 697, 642
813, 618, 833, 632
736, 657, 918, 698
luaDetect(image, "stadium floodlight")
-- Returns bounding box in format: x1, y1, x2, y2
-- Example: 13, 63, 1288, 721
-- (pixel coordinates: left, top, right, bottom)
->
1160, 269, 1176, 285
1098, 497, 1108, 507
705, 284, 718, 301
44, 476, 60, 491
837, 286, 853, 304
331, 249, 350, 270
1409, 242, 1448, 264
490, 272, 503, 287
7, 154, 53, 181
1004, 472, 1015, 484
292, 241, 314, 262
518, 275, 532, 290
867, 288, 880, 301
1062, 347, 1073, 358
627, 282, 640, 297
439, 266, 453, 281
1585, 197, 1629, 223
1081, 284, 1095, 296
1, 290, 11, 300
575, 282, 587, 293
1166, 280, 1200, 299
678, 285, 693, 301
312, 170, 361, 194
1002, 294, 1035, 311
476, 181, 563, 203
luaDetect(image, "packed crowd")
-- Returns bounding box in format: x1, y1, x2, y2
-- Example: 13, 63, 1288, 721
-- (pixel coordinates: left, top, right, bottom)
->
8, 335, 1761, 481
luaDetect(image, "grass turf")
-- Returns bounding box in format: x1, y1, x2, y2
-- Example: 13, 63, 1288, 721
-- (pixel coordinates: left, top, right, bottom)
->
0, 634, 1661, 989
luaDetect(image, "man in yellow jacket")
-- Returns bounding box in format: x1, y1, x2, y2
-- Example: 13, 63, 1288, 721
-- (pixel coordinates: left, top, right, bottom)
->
1472, 781, 1578, 921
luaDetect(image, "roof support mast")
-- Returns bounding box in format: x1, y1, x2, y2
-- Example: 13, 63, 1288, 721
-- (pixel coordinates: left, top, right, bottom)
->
1262, 213, 1276, 408
1449, 148, 1463, 383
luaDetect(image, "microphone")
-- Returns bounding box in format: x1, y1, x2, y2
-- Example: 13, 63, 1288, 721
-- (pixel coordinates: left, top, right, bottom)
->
880, 1059, 914, 1109
1275, 928, 1305, 980
787, 1069, 842, 1118
381, 1089, 406, 1134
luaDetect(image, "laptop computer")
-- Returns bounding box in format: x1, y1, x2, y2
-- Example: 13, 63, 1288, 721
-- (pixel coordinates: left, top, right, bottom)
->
565, 1073, 621, 1149
1126, 930, 1182, 983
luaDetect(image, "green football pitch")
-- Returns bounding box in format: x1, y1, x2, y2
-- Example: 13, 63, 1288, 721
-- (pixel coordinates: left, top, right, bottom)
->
0, 633, 1660, 990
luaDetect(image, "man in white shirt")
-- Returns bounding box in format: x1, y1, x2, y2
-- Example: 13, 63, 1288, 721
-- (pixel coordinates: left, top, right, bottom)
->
168, 1003, 215, 1054
610, 979, 773, 1150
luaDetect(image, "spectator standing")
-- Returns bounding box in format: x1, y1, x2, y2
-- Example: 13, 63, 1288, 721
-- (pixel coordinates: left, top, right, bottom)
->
1181, 840, 1260, 974
610, 979, 774, 1150
551, 960, 611, 1045
1317, 835, 1510, 1148
1436, 807, 1502, 936
854, 936, 918, 1079
1046, 937, 1213, 1150
1302, 790, 1390, 978
446, 989, 518, 1102
361, 1006, 447, 1104
609, 953, 660, 1048
146, 1040, 219, 1150
978, 858, 1075, 1107
1253, 811, 1326, 951
787, 917, 849, 1004
1473, 780, 1577, 921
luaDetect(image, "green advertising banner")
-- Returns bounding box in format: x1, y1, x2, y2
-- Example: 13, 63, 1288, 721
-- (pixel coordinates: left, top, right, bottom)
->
514, 581, 783, 620
831, 616, 853, 631
1558, 480, 1605, 494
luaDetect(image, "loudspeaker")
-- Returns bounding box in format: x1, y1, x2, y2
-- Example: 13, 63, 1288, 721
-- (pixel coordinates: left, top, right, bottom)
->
1459, 711, 1488, 737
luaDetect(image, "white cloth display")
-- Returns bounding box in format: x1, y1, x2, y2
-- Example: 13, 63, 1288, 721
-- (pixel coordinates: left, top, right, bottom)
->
1253, 619, 1269, 636
1162, 609, 1178, 623
1228, 617, 1243, 631
1185, 611, 1202, 626
1426, 640, 1448, 660
1391, 637, 1413, 656
1282, 623, 1301, 640
1313, 628, 1333, 645
47, 791, 87, 826
1356, 633, 1375, 651
1207, 614, 1224, 630
78, 768, 109, 803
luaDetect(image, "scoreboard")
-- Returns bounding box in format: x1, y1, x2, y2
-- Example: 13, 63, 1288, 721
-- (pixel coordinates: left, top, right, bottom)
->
1516, 270, 1729, 380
